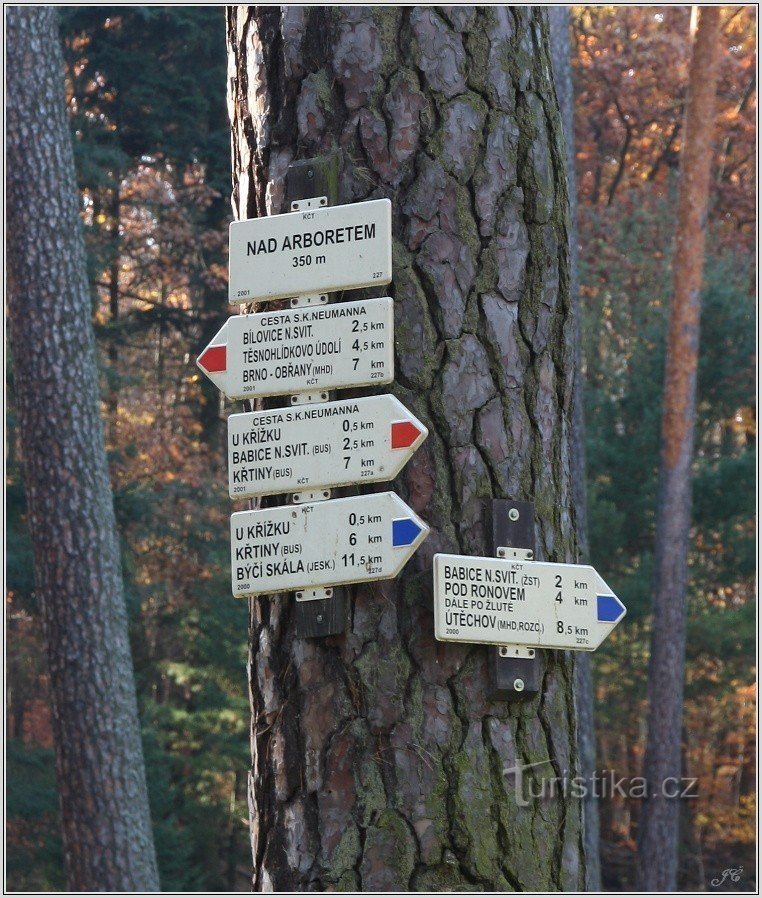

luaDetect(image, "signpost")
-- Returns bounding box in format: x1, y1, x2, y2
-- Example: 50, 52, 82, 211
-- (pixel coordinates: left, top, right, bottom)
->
231, 492, 429, 596
433, 554, 626, 651
229, 198, 392, 302
228, 394, 427, 499
197, 298, 394, 400
198, 153, 430, 636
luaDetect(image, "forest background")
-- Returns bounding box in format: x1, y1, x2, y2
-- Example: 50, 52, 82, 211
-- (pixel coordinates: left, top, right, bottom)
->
5, 6, 756, 891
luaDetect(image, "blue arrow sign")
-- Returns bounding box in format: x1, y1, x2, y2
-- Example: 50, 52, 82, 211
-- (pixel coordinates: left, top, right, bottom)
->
392, 517, 424, 547
597, 594, 626, 623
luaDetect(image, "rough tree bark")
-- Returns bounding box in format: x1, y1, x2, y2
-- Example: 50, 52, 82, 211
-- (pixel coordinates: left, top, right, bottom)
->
548, 8, 601, 892
228, 7, 585, 889
636, 7, 722, 892
6, 7, 159, 891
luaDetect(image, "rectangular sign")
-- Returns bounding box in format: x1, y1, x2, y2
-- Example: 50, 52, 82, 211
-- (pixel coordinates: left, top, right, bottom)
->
197, 297, 394, 400
230, 492, 429, 596
228, 395, 427, 499
433, 554, 626, 651
229, 198, 392, 302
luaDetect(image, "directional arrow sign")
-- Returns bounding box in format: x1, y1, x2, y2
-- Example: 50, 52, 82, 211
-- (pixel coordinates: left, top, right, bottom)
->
228, 395, 428, 499
197, 298, 393, 400
229, 198, 392, 302
433, 554, 626, 651
231, 492, 429, 596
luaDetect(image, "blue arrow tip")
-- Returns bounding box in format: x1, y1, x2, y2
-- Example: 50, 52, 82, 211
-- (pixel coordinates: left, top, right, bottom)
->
392, 517, 423, 547
597, 594, 626, 623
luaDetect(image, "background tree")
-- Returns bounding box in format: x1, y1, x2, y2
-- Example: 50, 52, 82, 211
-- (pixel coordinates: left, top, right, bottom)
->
637, 7, 723, 891
6, 7, 159, 890
228, 6, 587, 890
571, 7, 755, 887
6, 8, 250, 889
548, 7, 601, 891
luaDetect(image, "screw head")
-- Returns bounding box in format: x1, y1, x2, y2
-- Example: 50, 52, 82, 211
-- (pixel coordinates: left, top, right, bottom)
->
508, 508, 520, 521
513, 678, 525, 692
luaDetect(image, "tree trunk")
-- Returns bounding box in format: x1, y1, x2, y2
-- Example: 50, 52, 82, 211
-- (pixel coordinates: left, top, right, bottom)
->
228, 6, 584, 889
6, 7, 159, 891
107, 186, 121, 436
636, 7, 722, 891
548, 8, 601, 891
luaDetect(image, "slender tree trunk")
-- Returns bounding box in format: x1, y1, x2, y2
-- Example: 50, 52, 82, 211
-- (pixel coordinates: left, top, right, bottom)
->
107, 186, 121, 435
636, 7, 722, 891
548, 8, 601, 890
228, 7, 585, 889
6, 7, 159, 890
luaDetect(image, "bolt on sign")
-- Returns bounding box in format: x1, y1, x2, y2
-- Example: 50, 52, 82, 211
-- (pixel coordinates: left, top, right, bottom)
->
228, 394, 427, 499
228, 198, 392, 302
196, 298, 394, 400
231, 492, 429, 596
433, 554, 626, 651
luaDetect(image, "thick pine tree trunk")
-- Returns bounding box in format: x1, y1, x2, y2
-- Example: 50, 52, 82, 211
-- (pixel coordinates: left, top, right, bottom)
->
6, 8, 159, 891
228, 7, 584, 889
636, 7, 722, 891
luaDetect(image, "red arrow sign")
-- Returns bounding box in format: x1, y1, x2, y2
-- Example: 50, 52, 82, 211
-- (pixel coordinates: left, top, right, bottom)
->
195, 299, 394, 400
198, 344, 227, 373
391, 420, 424, 449
228, 395, 428, 499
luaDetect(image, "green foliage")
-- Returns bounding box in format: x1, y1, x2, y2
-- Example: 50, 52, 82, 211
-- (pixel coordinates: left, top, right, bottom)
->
59, 7, 228, 190
582, 186, 756, 706
6, 741, 64, 891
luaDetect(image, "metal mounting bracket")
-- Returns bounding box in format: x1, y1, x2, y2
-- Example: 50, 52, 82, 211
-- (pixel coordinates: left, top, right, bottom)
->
289, 292, 328, 308
286, 156, 348, 639
291, 391, 330, 406
486, 499, 542, 701
290, 195, 328, 212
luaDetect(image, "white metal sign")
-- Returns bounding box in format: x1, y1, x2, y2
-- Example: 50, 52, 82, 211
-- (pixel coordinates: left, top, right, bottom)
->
228, 395, 427, 499
433, 554, 626, 651
231, 492, 429, 596
229, 198, 392, 302
197, 298, 394, 400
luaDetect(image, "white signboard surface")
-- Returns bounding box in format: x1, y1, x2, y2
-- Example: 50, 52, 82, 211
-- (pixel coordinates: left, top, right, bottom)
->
229, 198, 392, 302
231, 492, 429, 596
197, 298, 394, 400
433, 554, 625, 651
228, 395, 427, 499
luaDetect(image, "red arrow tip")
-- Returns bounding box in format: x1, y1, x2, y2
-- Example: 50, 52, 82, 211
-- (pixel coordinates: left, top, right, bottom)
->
391, 420, 422, 449
198, 344, 227, 373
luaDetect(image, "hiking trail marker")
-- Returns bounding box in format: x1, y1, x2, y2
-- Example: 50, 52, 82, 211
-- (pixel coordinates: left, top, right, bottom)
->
231, 492, 429, 596
433, 553, 625, 652
201, 155, 430, 628
229, 198, 392, 302
228, 394, 427, 499
196, 298, 394, 400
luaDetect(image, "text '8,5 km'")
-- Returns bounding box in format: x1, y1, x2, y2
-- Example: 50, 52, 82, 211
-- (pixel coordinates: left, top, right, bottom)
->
433, 554, 626, 652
